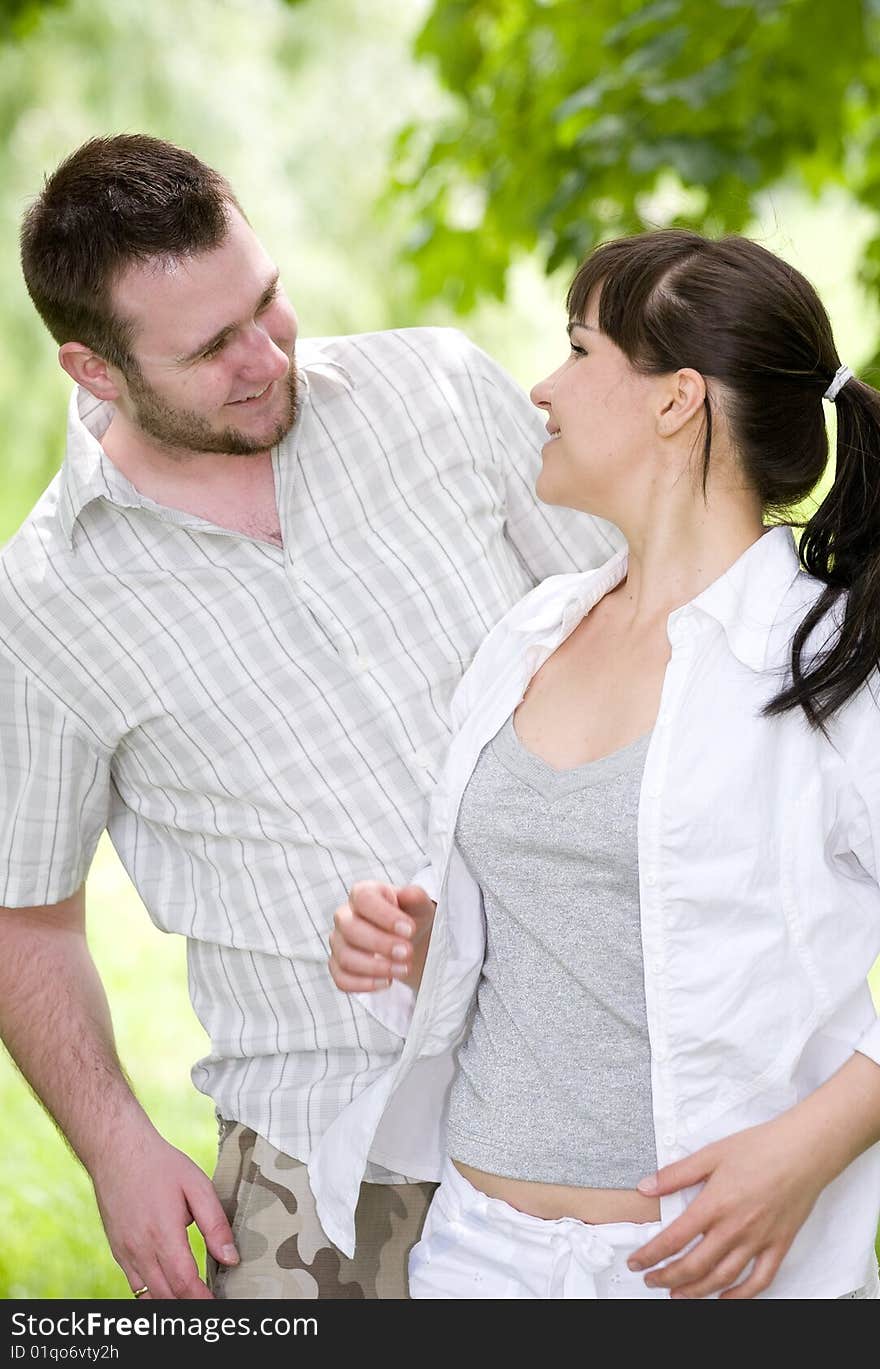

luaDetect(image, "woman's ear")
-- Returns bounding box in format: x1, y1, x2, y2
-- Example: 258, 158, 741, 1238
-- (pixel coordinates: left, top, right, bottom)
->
656, 367, 706, 437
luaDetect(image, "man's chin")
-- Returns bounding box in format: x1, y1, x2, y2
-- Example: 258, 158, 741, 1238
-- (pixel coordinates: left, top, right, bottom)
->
224, 407, 298, 455
129, 371, 299, 458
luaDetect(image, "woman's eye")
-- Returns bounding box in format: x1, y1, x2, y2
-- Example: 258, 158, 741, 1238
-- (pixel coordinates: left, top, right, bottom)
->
570, 343, 588, 358
201, 340, 225, 361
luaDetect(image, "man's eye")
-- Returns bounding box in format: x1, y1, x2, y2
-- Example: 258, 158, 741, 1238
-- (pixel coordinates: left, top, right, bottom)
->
201, 339, 225, 360
570, 343, 588, 358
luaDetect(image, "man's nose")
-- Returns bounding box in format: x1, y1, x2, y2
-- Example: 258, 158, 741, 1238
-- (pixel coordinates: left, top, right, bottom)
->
241, 324, 290, 381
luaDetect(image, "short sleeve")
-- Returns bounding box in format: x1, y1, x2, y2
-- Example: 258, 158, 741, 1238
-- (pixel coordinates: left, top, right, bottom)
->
0, 650, 111, 907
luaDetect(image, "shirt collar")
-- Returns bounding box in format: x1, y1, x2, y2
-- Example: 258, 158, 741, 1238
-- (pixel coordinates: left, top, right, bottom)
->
294, 340, 354, 394
57, 388, 136, 546
56, 343, 354, 546
512, 548, 629, 638
513, 526, 803, 674
681, 525, 803, 671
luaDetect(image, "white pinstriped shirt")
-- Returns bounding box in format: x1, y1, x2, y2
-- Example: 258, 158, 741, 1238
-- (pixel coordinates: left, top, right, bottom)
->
0, 326, 622, 1169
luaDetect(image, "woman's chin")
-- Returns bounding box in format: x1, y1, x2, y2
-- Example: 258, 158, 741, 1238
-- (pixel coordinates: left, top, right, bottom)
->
535, 470, 562, 506
536, 471, 585, 513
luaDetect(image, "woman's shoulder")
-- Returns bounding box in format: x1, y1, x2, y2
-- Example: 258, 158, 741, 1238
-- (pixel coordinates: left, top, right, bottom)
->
770, 562, 844, 666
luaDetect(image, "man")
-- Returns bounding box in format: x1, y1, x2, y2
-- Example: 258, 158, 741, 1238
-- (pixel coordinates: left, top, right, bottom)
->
0, 134, 621, 1300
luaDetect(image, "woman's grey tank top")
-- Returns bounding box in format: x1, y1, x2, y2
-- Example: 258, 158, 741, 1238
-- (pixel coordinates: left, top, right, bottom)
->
446, 712, 657, 1189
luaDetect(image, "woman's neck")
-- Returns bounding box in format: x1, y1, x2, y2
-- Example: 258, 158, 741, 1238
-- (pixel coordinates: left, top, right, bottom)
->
612, 487, 766, 628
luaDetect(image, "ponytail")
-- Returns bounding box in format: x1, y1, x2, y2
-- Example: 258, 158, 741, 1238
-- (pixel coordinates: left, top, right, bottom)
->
764, 376, 880, 729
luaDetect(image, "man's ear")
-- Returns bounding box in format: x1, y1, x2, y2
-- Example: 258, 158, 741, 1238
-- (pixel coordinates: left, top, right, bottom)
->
58, 342, 123, 402
656, 367, 706, 437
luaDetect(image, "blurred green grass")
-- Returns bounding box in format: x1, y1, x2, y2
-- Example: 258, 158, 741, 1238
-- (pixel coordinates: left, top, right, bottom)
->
1, 837, 878, 1298
0, 837, 215, 1299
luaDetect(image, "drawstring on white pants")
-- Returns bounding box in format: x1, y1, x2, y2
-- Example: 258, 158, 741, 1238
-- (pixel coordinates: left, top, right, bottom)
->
547, 1226, 616, 1297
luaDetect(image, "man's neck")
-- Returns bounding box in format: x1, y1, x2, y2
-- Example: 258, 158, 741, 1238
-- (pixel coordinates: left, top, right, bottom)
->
100, 413, 282, 545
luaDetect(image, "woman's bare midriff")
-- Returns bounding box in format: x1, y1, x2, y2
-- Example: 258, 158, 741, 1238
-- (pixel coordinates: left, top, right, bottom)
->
452, 1160, 661, 1224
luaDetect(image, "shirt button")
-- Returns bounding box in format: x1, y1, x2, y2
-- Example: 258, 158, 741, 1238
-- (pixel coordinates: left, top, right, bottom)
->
352, 655, 370, 673
413, 750, 432, 770
645, 871, 657, 886
651, 958, 663, 974
662, 1132, 675, 1147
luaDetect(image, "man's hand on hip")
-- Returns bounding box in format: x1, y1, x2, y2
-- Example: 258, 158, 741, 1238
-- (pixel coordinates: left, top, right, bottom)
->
91, 1120, 239, 1300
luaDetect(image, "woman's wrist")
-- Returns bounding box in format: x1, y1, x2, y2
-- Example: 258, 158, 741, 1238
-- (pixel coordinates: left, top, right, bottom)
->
781, 1051, 880, 1189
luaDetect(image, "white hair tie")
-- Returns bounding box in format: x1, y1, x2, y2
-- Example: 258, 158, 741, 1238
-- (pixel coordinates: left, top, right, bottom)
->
823, 364, 853, 402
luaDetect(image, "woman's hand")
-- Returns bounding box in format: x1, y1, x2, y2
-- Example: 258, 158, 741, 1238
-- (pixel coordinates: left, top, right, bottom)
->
329, 881, 436, 993
628, 1051, 880, 1298
626, 1113, 823, 1298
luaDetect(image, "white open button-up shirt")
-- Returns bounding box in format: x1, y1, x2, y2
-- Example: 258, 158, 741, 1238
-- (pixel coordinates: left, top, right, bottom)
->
311, 527, 880, 1297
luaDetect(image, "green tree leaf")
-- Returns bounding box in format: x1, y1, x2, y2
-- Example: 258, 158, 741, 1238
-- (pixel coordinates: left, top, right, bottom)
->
399, 0, 879, 318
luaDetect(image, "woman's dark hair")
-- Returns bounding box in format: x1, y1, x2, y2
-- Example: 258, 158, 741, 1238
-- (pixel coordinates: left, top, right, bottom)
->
567, 228, 880, 729
20, 134, 243, 373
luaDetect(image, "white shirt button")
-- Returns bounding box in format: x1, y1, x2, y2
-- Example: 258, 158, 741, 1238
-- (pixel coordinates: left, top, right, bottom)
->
662, 1132, 675, 1147
352, 655, 370, 673
645, 871, 657, 886
413, 750, 432, 770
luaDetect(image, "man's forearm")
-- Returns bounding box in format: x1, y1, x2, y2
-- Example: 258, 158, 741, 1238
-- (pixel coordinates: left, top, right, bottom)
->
0, 889, 153, 1175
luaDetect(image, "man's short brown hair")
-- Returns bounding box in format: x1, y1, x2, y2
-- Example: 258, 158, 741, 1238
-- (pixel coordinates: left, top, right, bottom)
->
20, 134, 243, 372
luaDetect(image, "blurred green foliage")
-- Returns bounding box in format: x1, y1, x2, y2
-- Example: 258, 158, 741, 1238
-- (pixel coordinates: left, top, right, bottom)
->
3, 0, 880, 540
0, 0, 68, 41
0, 0, 460, 542
0, 0, 308, 38
397, 0, 880, 344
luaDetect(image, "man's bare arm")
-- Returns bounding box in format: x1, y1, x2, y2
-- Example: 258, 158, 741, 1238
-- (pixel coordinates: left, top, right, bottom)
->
0, 888, 238, 1299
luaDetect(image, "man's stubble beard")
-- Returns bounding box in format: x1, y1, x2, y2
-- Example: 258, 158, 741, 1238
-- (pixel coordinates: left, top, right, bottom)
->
126, 364, 300, 458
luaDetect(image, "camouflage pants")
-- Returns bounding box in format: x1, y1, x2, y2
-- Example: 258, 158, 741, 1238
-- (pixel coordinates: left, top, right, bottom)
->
207, 1119, 436, 1299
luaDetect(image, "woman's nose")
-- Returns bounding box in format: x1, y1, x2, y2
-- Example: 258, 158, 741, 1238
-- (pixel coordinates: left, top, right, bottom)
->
530, 372, 554, 411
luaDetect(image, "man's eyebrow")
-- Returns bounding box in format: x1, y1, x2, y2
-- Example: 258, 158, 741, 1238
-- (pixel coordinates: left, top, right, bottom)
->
177, 272, 281, 364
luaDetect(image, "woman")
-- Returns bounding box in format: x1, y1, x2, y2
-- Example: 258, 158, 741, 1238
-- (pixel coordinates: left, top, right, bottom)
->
324, 230, 880, 1298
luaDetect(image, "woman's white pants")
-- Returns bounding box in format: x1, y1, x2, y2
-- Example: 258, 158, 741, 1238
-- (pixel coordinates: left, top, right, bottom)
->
409, 1158, 670, 1299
